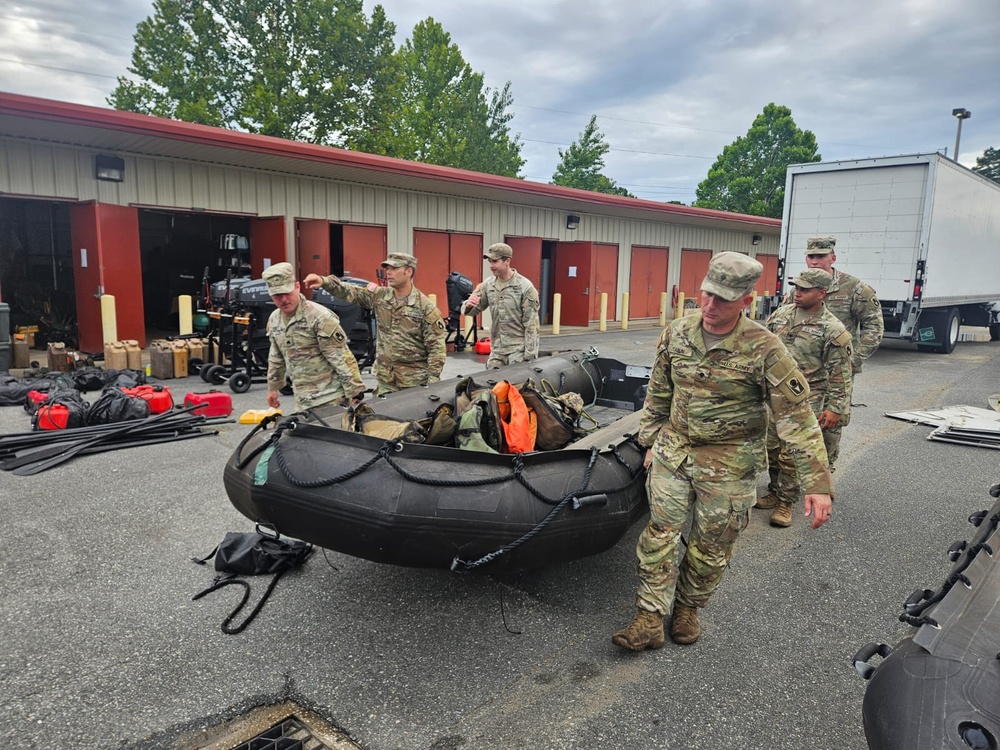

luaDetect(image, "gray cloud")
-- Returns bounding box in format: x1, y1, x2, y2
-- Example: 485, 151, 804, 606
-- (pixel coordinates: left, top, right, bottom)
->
2, 0, 997, 204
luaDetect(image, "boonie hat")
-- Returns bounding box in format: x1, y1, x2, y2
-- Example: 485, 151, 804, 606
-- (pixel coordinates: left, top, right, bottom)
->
805, 236, 836, 255
381, 252, 417, 269
484, 242, 513, 261
790, 268, 833, 290
262, 262, 296, 295
701, 252, 763, 301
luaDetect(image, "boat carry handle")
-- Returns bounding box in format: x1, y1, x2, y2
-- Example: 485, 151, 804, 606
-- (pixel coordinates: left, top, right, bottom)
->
572, 492, 608, 510
852, 642, 892, 680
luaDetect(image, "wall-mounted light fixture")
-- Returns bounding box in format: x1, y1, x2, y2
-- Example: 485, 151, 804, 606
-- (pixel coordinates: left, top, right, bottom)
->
95, 155, 125, 182
566, 214, 581, 230
751, 234, 762, 246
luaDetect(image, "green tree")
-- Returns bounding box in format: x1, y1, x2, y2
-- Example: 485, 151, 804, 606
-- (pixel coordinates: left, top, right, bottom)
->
551, 115, 634, 197
693, 103, 820, 218
379, 18, 524, 177
109, 0, 396, 144
972, 146, 1000, 184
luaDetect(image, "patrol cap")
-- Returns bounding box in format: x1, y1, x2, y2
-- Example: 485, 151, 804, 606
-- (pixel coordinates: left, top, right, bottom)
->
262, 262, 296, 295
790, 268, 833, 290
484, 242, 513, 261
806, 236, 836, 255
701, 252, 763, 301
381, 252, 417, 269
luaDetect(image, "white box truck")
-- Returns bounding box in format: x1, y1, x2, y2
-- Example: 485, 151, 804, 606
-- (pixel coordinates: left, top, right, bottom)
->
778, 152, 1000, 353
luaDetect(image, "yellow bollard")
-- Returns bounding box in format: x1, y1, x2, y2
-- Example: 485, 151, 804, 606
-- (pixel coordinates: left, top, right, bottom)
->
750, 292, 758, 319
621, 292, 630, 330
428, 293, 437, 309
552, 293, 562, 335
178, 294, 193, 335
100, 295, 117, 344
676, 292, 686, 319
659, 292, 668, 327
599, 292, 608, 332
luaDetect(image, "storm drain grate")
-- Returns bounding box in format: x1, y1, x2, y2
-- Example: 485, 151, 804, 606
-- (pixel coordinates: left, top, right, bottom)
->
232, 716, 334, 750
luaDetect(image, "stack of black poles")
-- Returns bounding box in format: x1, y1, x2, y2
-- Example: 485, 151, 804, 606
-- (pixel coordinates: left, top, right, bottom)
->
0, 404, 231, 476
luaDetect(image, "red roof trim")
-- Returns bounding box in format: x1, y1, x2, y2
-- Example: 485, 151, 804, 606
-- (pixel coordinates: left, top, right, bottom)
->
0, 92, 780, 228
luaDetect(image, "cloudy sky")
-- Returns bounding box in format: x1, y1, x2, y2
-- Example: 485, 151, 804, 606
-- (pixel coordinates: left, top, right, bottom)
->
3, 0, 998, 204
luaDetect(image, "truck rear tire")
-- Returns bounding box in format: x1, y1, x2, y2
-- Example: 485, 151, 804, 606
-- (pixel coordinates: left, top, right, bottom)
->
990, 323, 1000, 342
916, 308, 961, 354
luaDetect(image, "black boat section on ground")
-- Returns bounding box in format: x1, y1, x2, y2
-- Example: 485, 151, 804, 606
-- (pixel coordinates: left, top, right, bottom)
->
854, 482, 1000, 750
223, 351, 652, 571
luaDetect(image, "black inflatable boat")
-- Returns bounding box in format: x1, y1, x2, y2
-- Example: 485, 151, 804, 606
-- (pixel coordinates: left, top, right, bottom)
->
223, 352, 651, 570
853, 482, 1000, 750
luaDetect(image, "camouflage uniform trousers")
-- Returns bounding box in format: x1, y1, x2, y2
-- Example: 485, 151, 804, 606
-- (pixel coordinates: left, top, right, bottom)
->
635, 455, 753, 616
766, 416, 841, 503
485, 349, 530, 370
372, 362, 440, 397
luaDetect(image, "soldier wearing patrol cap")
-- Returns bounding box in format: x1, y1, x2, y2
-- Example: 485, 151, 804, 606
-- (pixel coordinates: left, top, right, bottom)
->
461, 242, 540, 369
613, 251, 833, 652
759, 267, 853, 528
263, 262, 365, 413
802, 236, 883, 373
305, 253, 446, 397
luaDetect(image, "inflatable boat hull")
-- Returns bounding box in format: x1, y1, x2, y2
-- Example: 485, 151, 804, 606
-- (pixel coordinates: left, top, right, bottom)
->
223, 353, 650, 570
854, 484, 1000, 749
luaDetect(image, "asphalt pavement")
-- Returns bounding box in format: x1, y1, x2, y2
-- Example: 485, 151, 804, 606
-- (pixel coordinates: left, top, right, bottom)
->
2, 327, 999, 749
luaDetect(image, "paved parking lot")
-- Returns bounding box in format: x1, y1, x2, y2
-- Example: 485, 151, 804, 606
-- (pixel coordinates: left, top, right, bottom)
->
2, 330, 998, 749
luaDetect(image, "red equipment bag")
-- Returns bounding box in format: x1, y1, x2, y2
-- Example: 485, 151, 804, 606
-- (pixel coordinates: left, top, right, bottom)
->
121, 384, 174, 414
183, 390, 233, 418
474, 337, 492, 355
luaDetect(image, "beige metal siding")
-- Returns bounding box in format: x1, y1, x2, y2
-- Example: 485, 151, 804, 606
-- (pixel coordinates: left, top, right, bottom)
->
1, 136, 778, 312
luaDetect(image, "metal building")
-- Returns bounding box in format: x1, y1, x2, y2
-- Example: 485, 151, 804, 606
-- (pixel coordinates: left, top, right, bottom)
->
0, 92, 781, 352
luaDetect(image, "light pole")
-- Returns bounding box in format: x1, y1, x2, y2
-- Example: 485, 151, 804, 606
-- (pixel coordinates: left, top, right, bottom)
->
952, 108, 971, 161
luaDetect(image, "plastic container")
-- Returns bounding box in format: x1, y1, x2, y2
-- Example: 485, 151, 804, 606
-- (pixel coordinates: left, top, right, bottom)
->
149, 340, 174, 379
239, 407, 282, 424
34, 404, 71, 430
104, 341, 129, 371
121, 384, 174, 414
184, 390, 233, 417
122, 340, 142, 371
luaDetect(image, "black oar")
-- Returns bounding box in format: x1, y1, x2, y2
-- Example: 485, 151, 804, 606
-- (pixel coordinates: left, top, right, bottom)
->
10, 404, 205, 476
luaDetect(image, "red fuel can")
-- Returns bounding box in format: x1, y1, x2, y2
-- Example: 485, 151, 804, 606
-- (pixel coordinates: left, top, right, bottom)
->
34, 404, 71, 430
474, 337, 492, 355
122, 385, 174, 414
24, 389, 52, 414
183, 390, 233, 417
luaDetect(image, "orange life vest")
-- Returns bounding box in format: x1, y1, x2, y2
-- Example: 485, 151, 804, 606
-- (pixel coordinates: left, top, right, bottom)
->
492, 380, 537, 453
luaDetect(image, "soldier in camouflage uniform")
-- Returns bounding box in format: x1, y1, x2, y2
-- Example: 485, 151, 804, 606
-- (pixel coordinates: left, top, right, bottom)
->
612, 252, 833, 652
803, 236, 883, 374
263, 262, 365, 413
759, 268, 853, 528
461, 242, 540, 369
304, 253, 446, 397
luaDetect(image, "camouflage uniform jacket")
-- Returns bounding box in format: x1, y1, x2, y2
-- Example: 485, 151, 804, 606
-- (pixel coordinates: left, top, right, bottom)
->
320, 276, 446, 390
638, 314, 832, 494
464, 271, 540, 360
266, 299, 365, 412
766, 303, 854, 423
823, 269, 883, 372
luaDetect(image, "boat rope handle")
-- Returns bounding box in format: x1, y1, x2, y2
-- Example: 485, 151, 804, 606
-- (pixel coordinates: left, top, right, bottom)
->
234, 413, 283, 470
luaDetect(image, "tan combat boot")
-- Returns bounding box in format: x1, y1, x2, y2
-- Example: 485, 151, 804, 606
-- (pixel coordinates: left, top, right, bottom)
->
755, 492, 779, 509
612, 608, 665, 651
670, 604, 701, 645
770, 500, 793, 528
